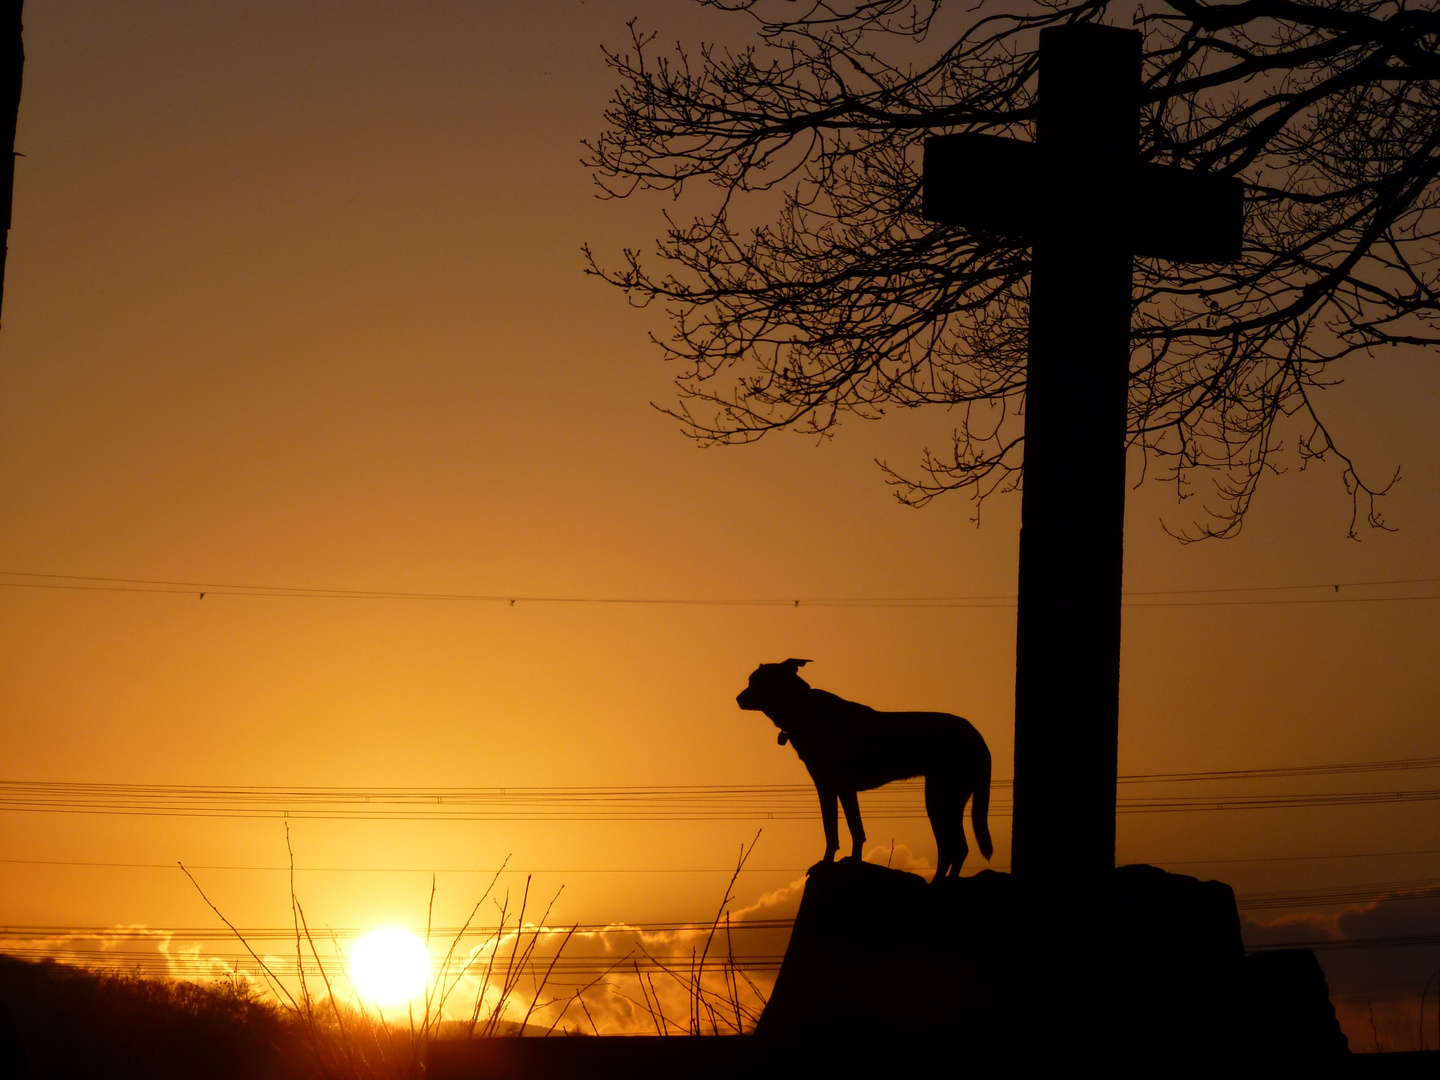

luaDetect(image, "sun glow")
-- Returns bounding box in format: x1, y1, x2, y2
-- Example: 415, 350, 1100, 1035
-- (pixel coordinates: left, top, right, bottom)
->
349, 928, 430, 1006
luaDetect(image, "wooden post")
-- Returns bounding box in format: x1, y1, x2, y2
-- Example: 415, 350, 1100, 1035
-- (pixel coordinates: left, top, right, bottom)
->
1010, 25, 1139, 888
0, 0, 23, 323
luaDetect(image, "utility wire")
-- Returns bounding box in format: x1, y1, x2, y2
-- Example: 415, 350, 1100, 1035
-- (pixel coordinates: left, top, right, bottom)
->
0, 947, 788, 978
1, 570, 1437, 608
1, 753, 1435, 799
1237, 878, 1440, 910
7, 936, 1439, 981
0, 790, 1436, 819
5, 846, 1439, 876
9, 930, 1436, 981
5, 887, 1438, 979
1122, 757, 1440, 783
3, 918, 1435, 953
1, 755, 1437, 820
10, 884, 1440, 941
0, 920, 796, 940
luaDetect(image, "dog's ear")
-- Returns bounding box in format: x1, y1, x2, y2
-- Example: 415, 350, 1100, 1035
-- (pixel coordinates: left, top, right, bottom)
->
780, 658, 812, 674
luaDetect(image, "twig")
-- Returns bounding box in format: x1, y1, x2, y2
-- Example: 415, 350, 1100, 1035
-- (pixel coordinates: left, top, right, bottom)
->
545, 952, 633, 1037
575, 989, 600, 1036
285, 826, 326, 1074
468, 892, 510, 1038
639, 947, 762, 1028
295, 898, 361, 1080
725, 914, 743, 1034
407, 873, 437, 1076
484, 876, 531, 1036
179, 857, 333, 1080
520, 924, 578, 1034
433, 858, 507, 1022
632, 960, 662, 1035
646, 972, 674, 1034
177, 862, 299, 1013
692, 830, 761, 1030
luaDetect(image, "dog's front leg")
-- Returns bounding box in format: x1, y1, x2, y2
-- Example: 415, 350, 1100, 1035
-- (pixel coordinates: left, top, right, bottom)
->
839, 790, 865, 861
811, 785, 840, 874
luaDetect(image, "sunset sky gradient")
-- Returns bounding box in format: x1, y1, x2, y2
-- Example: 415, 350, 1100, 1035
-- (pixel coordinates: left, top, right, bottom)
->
0, 0, 1436, 1045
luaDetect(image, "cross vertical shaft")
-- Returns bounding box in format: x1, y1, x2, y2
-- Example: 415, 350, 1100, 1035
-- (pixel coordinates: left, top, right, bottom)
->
1010, 26, 1140, 887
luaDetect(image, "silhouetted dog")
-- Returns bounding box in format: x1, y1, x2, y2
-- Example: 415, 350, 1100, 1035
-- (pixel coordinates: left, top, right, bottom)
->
737, 659, 992, 878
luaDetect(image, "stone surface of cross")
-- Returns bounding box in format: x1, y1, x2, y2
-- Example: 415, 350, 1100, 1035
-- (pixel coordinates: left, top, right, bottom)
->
921, 24, 1242, 887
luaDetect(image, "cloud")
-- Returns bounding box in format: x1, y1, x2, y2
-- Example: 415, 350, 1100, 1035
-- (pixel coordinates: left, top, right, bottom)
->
3, 925, 176, 972
1244, 884, 1440, 1052
421, 873, 809, 1036
496, 846, 941, 1034
1242, 909, 1342, 948
862, 841, 933, 876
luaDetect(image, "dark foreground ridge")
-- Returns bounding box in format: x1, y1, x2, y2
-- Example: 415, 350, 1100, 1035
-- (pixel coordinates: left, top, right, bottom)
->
759, 859, 1349, 1072
430, 861, 1380, 1079
0, 954, 305, 1079
6, 867, 1427, 1078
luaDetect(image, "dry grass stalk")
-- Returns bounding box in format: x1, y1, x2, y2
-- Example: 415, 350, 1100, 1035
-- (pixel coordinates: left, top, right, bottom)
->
177, 831, 775, 1071
181, 846, 587, 1078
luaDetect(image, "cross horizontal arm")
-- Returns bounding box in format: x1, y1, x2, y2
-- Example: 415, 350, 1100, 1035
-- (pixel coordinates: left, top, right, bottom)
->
922, 133, 1243, 262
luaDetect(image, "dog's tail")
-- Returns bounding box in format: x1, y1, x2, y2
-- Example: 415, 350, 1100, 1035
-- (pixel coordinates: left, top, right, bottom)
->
972, 752, 993, 861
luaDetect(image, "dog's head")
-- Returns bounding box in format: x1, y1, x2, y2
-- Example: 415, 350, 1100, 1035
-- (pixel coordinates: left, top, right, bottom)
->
736, 658, 812, 716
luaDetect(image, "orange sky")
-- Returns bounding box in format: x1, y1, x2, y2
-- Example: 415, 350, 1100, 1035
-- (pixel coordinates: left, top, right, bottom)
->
0, 0, 1437, 1044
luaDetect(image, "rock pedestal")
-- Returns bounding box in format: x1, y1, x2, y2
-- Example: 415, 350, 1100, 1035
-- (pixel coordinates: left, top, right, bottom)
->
756, 860, 1351, 1073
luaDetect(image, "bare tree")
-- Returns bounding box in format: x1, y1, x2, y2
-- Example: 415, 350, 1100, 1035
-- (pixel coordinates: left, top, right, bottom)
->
585, 0, 1438, 539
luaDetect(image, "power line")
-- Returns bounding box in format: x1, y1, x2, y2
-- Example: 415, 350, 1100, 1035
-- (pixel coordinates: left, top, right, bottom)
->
5, 846, 1440, 875
0, 789, 1436, 820
0, 949, 789, 980
10, 932, 1439, 982
1122, 757, 1440, 783
0, 920, 797, 940
1250, 933, 1440, 954
1236, 878, 1440, 910
1, 754, 1438, 820
10, 904, 1440, 942
12, 938, 1440, 983
0, 858, 816, 874
1, 570, 1437, 608
3, 921, 1435, 961
1161, 847, 1440, 866
4, 887, 1438, 981
0, 753, 1433, 801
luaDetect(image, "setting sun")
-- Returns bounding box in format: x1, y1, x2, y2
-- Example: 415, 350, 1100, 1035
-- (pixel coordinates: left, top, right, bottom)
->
348, 928, 430, 1006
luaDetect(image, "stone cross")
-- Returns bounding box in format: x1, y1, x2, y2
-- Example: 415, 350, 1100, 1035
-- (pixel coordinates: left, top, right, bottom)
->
922, 24, 1243, 887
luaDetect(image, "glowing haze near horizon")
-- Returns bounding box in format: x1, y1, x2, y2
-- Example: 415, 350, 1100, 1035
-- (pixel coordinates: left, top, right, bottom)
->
0, 0, 1436, 1047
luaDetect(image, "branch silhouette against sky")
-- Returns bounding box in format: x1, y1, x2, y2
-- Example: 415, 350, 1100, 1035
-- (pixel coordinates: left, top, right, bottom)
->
586, 0, 1440, 538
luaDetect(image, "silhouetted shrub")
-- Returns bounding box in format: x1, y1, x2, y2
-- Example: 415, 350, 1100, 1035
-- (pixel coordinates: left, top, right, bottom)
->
0, 955, 313, 1080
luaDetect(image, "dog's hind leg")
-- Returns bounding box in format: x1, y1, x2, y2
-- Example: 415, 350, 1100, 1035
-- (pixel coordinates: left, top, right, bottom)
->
925, 774, 969, 879
948, 798, 970, 877
839, 790, 865, 860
